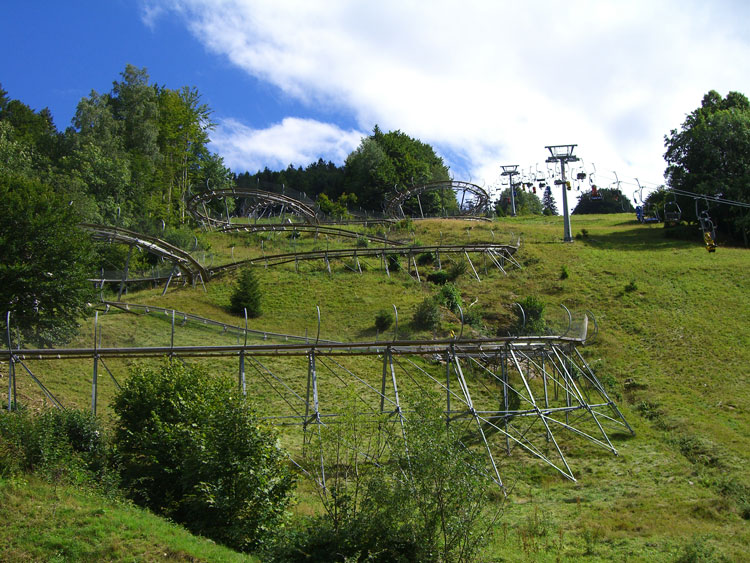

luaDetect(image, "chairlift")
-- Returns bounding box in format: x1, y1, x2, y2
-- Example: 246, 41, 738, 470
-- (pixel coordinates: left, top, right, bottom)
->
590, 185, 602, 200
664, 191, 682, 226
696, 199, 717, 252
576, 172, 587, 180
566, 181, 572, 191
635, 180, 660, 223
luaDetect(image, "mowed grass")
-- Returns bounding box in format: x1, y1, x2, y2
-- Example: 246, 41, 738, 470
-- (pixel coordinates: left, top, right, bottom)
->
0, 476, 256, 562
4, 212, 750, 560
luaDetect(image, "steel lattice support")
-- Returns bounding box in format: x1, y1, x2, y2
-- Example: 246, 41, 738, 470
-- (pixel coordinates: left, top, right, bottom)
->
4, 332, 632, 491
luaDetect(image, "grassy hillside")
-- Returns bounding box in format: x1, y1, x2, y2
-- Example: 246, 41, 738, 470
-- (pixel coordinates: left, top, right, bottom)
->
0, 476, 255, 562
4, 213, 749, 561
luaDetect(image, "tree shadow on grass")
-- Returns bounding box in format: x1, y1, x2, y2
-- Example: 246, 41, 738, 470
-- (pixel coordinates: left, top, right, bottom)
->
572, 226, 700, 252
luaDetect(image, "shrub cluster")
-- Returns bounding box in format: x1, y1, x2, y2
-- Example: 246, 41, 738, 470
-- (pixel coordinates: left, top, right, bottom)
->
374, 309, 394, 333
413, 297, 441, 330
268, 398, 498, 562
113, 361, 294, 552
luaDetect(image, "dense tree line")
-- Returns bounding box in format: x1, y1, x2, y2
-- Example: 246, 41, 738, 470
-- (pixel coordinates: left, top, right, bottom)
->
572, 187, 635, 214
236, 126, 454, 215
1, 64, 232, 232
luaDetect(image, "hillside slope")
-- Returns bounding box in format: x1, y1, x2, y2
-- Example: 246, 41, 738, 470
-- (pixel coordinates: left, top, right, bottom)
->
4, 213, 749, 561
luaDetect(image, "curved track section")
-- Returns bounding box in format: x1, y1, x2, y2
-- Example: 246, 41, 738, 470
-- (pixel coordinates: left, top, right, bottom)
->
385, 180, 490, 218
210, 241, 521, 281
219, 223, 404, 246
187, 188, 320, 226
82, 224, 208, 285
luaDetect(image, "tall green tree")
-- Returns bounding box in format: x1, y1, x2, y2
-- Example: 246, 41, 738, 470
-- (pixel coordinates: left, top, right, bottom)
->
494, 186, 543, 216
0, 175, 94, 346
157, 86, 217, 223
542, 186, 558, 215
664, 90, 750, 242
344, 126, 451, 211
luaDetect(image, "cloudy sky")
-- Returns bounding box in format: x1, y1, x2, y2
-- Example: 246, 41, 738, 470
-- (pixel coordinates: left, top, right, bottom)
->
3, 0, 750, 203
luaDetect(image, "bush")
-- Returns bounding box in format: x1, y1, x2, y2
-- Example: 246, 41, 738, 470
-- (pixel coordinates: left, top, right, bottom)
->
560, 265, 569, 280
386, 254, 401, 272
374, 309, 394, 333
463, 304, 484, 330
437, 282, 463, 315
270, 398, 498, 562
413, 298, 440, 330
624, 279, 638, 292
356, 235, 369, 248
427, 269, 450, 285
416, 251, 435, 266
230, 268, 262, 317
0, 408, 108, 484
113, 361, 295, 552
447, 260, 468, 281
513, 296, 547, 335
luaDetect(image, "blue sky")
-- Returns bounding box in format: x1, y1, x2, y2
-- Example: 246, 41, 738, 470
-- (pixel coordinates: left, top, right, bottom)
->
3, 1, 750, 209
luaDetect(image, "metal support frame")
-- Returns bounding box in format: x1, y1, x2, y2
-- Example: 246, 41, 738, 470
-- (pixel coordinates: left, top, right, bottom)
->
6, 304, 631, 491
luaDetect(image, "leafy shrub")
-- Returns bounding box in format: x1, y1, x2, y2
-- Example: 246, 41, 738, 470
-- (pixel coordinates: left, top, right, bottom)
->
413, 298, 440, 330
163, 226, 197, 250
624, 279, 638, 292
0, 408, 108, 484
230, 268, 262, 317
270, 398, 498, 562
560, 265, 569, 280
395, 218, 413, 231
463, 304, 484, 329
416, 251, 435, 266
113, 361, 294, 552
447, 260, 468, 281
426, 269, 449, 285
437, 282, 463, 315
374, 309, 394, 333
386, 254, 401, 272
356, 235, 369, 248
513, 296, 547, 335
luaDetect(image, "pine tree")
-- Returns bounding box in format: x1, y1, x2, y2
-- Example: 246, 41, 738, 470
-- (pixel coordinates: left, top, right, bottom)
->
230, 268, 262, 317
542, 186, 558, 216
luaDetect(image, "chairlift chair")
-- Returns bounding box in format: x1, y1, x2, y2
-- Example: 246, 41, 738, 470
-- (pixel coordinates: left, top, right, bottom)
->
696, 200, 717, 252
664, 192, 682, 226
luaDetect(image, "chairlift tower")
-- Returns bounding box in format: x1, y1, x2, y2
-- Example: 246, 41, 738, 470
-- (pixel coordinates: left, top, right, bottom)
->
545, 145, 579, 242
501, 165, 520, 217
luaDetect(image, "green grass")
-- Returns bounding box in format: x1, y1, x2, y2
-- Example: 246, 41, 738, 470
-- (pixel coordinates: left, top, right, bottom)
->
5, 213, 750, 560
0, 476, 255, 562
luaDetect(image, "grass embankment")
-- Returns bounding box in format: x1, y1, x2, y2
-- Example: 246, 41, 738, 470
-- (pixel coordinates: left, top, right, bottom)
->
0, 476, 254, 562
4, 213, 749, 560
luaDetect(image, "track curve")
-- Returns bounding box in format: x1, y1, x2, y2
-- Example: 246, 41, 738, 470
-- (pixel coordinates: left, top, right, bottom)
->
385, 180, 490, 218
81, 224, 208, 284
187, 188, 320, 226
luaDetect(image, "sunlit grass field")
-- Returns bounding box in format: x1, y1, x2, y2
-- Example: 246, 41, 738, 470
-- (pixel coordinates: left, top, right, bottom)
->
3, 213, 749, 560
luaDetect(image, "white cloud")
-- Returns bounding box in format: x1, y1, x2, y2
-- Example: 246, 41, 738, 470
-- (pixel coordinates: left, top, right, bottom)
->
145, 0, 750, 205
211, 117, 365, 172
